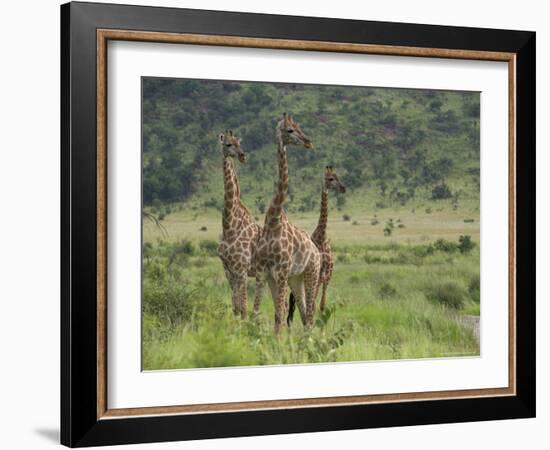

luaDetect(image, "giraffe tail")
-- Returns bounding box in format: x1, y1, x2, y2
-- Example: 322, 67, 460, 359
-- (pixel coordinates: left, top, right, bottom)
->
287, 292, 296, 326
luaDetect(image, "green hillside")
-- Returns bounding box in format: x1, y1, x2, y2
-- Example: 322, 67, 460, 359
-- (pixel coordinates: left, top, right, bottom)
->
142, 78, 480, 215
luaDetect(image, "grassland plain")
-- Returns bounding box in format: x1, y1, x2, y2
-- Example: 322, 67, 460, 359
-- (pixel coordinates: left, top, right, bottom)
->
141, 78, 480, 370
142, 195, 480, 370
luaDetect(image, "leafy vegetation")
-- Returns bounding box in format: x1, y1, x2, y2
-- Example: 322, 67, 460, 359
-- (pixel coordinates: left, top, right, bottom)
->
142, 78, 479, 210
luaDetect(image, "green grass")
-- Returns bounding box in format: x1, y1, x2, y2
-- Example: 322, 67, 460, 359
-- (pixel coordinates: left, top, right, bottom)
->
142, 207, 480, 370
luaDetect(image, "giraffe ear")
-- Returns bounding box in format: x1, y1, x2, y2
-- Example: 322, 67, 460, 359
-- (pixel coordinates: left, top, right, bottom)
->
219, 133, 225, 143
236, 138, 242, 145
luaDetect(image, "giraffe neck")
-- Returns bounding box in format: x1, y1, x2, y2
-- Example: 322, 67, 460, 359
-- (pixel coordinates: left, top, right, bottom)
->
315, 188, 329, 242
222, 156, 240, 232
265, 135, 288, 230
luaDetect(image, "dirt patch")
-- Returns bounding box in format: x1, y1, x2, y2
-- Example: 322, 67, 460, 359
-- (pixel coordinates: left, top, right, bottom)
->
461, 315, 480, 342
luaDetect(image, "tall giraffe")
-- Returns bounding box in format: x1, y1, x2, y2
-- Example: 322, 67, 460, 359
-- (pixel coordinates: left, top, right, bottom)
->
288, 166, 346, 324
253, 113, 321, 334
217, 130, 262, 319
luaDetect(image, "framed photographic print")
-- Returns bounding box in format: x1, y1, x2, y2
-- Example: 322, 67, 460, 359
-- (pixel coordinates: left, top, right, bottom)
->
60, 1, 536, 447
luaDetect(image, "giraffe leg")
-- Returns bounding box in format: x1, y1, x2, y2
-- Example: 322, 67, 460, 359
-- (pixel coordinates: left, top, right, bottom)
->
304, 259, 321, 328
230, 278, 242, 317
253, 268, 265, 318
288, 275, 307, 326
235, 274, 248, 320
221, 262, 239, 316
319, 281, 328, 312
274, 271, 289, 335
265, 274, 279, 322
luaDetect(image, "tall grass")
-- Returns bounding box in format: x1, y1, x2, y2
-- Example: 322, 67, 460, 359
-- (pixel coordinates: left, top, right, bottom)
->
142, 237, 480, 370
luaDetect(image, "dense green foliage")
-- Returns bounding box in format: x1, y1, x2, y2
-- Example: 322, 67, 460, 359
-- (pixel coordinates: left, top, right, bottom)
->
142, 78, 479, 207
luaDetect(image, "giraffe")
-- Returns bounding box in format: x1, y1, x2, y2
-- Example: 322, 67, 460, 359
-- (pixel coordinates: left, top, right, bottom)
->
216, 130, 262, 319
253, 113, 321, 334
287, 166, 346, 325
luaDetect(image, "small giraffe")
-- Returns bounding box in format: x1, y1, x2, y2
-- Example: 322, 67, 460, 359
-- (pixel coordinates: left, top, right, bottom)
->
288, 166, 346, 324
217, 130, 262, 319
253, 113, 321, 334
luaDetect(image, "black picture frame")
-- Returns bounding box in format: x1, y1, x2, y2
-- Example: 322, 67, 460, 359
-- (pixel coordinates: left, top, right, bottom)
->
61, 1, 535, 447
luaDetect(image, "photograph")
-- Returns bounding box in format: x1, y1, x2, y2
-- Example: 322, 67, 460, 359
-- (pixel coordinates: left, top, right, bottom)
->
56, 1, 536, 446
141, 77, 481, 370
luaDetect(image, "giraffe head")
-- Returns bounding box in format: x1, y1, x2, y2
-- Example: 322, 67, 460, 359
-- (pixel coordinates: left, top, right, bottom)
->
219, 130, 246, 163
277, 112, 314, 149
325, 166, 346, 193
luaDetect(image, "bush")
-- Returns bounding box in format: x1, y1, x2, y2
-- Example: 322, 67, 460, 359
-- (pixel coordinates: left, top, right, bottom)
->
458, 235, 475, 254
199, 239, 219, 256
469, 274, 480, 303
434, 239, 458, 253
383, 219, 394, 237
352, 220, 360, 226
371, 219, 379, 226
379, 283, 397, 299
168, 240, 195, 266
427, 281, 466, 309
411, 244, 435, 258
204, 197, 222, 211
143, 281, 196, 326
431, 183, 453, 200
463, 218, 475, 223
342, 214, 351, 222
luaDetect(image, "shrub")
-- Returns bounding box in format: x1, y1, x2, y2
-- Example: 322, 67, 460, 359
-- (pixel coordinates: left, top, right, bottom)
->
411, 244, 435, 258
352, 220, 360, 226
431, 183, 453, 200
397, 223, 405, 228
458, 235, 475, 254
342, 214, 351, 221
204, 197, 222, 211
464, 218, 475, 223
168, 240, 195, 266
142, 281, 196, 326
427, 281, 466, 309
379, 283, 397, 299
200, 226, 208, 232
199, 240, 219, 256
434, 238, 458, 253
469, 274, 481, 303
371, 219, 379, 226
383, 219, 394, 236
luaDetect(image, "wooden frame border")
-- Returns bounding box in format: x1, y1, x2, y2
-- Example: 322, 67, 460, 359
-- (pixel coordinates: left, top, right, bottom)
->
96, 29, 517, 420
